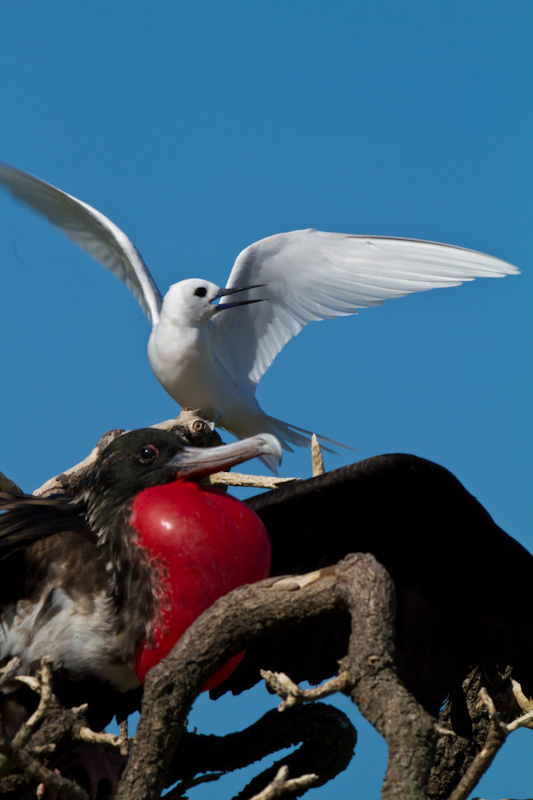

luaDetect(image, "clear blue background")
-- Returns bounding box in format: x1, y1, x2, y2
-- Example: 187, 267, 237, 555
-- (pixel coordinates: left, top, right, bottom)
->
0, 2, 531, 797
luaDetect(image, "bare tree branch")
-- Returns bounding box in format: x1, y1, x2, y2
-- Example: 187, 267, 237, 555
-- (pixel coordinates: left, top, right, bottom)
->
117, 553, 438, 800
335, 555, 437, 800
1, 550, 528, 800
260, 669, 351, 712
0, 470, 22, 495
117, 567, 340, 800
12, 659, 55, 751
311, 435, 324, 477
164, 703, 356, 799
208, 472, 299, 489
246, 765, 318, 800
447, 687, 533, 800
0, 728, 89, 800
0, 699, 109, 798
32, 411, 299, 497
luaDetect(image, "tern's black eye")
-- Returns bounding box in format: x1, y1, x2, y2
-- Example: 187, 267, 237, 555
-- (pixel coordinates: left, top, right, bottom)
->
137, 445, 159, 464
194, 286, 207, 298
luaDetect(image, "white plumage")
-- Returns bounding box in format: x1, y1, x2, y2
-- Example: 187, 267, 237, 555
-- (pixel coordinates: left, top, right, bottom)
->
0, 164, 519, 452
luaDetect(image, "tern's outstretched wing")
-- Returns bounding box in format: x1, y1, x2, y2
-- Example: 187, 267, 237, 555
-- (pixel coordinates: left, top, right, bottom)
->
0, 164, 162, 325
211, 229, 519, 389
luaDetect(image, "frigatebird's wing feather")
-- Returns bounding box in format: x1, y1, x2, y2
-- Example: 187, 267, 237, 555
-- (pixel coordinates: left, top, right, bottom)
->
0, 493, 92, 605
213, 454, 533, 733
0, 493, 141, 730
0, 492, 87, 552
0, 164, 162, 325
210, 230, 518, 391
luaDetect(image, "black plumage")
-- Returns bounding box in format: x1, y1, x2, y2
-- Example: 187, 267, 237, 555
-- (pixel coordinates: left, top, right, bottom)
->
213, 453, 533, 732
0, 491, 142, 734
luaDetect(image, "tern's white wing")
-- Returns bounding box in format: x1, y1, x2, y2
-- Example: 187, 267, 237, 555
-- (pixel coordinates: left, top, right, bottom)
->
211, 229, 519, 389
0, 164, 162, 325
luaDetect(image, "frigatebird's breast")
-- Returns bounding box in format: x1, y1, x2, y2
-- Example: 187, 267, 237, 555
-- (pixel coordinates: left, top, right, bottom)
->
129, 480, 271, 686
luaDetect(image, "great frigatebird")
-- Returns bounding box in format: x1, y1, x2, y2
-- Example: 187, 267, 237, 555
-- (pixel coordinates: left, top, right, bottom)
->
1, 438, 529, 745
0, 427, 281, 737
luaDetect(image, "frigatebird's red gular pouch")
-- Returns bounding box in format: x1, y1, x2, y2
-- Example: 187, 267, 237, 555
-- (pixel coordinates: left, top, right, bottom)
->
130, 481, 271, 688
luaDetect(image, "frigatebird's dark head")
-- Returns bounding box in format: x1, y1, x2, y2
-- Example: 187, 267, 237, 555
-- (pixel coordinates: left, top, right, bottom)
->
85, 427, 282, 542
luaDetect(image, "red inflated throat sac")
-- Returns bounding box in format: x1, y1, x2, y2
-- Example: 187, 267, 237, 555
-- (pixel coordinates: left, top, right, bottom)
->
130, 480, 271, 689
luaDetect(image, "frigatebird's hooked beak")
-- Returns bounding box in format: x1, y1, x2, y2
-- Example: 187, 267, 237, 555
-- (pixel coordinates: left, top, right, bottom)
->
212, 284, 266, 311
165, 433, 282, 478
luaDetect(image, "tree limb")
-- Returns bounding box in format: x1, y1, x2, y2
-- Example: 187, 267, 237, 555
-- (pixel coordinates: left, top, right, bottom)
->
32, 411, 299, 497
164, 703, 356, 799
118, 553, 438, 800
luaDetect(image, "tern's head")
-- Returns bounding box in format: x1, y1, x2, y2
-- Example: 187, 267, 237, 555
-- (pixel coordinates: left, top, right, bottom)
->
161, 279, 222, 326
161, 279, 266, 327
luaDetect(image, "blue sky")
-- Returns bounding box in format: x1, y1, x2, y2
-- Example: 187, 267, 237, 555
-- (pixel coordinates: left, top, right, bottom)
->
0, 2, 531, 797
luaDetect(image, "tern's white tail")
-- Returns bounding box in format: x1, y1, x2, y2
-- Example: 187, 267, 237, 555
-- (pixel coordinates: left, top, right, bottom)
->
250, 412, 351, 472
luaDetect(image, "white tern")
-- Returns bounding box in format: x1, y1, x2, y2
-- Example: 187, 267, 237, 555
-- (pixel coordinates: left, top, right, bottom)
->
0, 164, 519, 453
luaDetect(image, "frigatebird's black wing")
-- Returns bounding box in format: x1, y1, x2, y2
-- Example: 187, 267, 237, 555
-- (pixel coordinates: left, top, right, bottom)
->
0, 492, 92, 605
213, 454, 533, 730
0, 492, 87, 547
0, 492, 141, 730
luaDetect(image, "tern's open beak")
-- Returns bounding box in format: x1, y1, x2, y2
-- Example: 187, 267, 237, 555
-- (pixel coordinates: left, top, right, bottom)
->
165, 433, 282, 478
212, 284, 266, 311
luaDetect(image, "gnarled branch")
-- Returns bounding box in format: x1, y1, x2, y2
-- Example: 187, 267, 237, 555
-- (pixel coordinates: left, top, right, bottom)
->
118, 554, 436, 800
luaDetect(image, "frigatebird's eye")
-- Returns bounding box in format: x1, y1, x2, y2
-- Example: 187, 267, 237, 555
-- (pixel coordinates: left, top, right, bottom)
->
194, 287, 207, 298
138, 445, 159, 464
